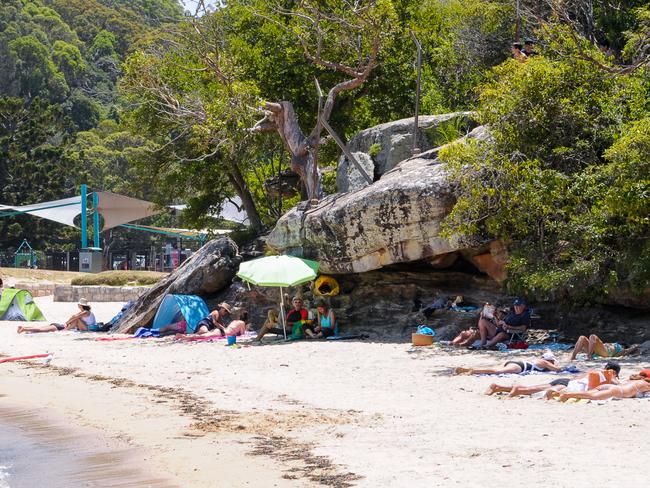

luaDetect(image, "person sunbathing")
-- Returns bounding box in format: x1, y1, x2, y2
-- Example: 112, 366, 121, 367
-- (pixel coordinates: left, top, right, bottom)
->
195, 302, 232, 335
485, 362, 621, 397
557, 377, 650, 402
17, 298, 95, 333
451, 328, 480, 347
570, 334, 639, 360
455, 351, 562, 375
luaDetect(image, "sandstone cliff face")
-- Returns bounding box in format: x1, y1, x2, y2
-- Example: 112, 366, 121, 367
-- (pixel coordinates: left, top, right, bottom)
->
268, 155, 476, 274
336, 112, 474, 193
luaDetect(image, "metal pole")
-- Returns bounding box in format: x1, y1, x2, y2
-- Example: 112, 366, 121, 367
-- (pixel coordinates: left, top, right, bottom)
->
409, 30, 422, 155
279, 286, 287, 340
80, 184, 88, 249
92, 191, 100, 248
312, 78, 324, 204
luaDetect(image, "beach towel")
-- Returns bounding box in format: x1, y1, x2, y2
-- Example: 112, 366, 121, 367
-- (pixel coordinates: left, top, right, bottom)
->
133, 327, 160, 338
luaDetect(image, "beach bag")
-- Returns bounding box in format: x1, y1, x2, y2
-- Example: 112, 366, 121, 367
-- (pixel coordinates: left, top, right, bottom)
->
291, 321, 305, 340
416, 325, 435, 336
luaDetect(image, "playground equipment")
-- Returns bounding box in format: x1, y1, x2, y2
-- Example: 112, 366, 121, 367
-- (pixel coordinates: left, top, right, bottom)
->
14, 239, 37, 268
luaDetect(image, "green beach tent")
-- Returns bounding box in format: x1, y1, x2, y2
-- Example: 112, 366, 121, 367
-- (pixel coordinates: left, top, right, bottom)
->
0, 289, 46, 321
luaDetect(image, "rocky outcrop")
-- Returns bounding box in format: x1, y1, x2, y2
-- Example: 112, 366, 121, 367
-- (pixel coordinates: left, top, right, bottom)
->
336, 112, 475, 192
112, 237, 240, 333
268, 150, 485, 274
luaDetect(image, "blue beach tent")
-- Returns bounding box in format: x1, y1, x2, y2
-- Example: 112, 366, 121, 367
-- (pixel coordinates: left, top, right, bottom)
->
152, 294, 210, 334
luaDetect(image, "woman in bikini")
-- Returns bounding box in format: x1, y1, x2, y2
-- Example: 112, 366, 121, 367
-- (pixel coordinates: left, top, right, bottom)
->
570, 334, 639, 361
558, 377, 650, 402
485, 362, 621, 397
455, 352, 563, 375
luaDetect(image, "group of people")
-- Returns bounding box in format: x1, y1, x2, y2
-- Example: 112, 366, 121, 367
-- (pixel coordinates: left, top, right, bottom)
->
511, 39, 537, 61
255, 296, 337, 341
456, 353, 650, 401
13, 294, 337, 343
450, 298, 532, 350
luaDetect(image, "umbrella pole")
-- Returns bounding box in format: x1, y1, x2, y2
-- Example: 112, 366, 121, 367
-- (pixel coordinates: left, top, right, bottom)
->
279, 286, 287, 340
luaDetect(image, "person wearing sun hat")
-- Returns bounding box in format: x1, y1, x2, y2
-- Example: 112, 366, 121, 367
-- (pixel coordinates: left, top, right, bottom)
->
477, 297, 531, 349
63, 298, 96, 331
193, 302, 232, 335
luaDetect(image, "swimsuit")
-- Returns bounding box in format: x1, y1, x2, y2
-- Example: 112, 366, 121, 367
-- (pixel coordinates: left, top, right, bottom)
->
504, 361, 547, 373
81, 312, 96, 327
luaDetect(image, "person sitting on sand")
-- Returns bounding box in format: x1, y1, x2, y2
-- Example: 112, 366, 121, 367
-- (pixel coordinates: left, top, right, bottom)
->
305, 300, 337, 339
195, 302, 232, 335
17, 298, 96, 334
476, 298, 530, 349
255, 296, 308, 340
570, 334, 639, 361
254, 309, 281, 341
454, 351, 562, 375
485, 362, 621, 397
557, 377, 650, 402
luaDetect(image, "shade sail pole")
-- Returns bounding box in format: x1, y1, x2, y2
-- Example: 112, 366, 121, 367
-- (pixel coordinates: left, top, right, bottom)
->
279, 286, 287, 340
80, 184, 88, 249
92, 191, 100, 248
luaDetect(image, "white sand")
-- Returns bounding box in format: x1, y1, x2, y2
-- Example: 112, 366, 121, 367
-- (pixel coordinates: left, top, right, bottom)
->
1, 296, 648, 487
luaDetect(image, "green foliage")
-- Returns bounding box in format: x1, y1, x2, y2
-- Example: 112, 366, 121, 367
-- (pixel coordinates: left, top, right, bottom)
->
440, 22, 650, 302
368, 143, 382, 158
70, 270, 165, 286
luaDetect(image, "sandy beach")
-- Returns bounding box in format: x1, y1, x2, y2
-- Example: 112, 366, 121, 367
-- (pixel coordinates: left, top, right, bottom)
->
1, 297, 649, 488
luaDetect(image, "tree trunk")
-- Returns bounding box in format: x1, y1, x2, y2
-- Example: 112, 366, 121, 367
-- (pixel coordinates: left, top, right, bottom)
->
227, 163, 264, 232
252, 101, 322, 201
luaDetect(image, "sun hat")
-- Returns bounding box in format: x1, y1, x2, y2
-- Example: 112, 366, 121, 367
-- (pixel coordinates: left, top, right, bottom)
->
542, 351, 556, 362
218, 302, 232, 314
78, 298, 89, 306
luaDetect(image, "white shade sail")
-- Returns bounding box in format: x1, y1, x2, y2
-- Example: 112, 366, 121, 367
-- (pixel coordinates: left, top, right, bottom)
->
0, 196, 82, 227
95, 191, 161, 230
1, 192, 161, 230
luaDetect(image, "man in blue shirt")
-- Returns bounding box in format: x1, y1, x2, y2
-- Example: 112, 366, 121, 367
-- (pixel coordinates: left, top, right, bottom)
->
478, 298, 531, 349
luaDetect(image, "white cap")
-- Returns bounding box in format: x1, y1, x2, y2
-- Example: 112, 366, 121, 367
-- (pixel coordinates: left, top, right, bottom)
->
542, 351, 556, 362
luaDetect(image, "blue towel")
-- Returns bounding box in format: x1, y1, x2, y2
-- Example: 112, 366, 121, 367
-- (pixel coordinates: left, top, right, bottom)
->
133, 327, 160, 338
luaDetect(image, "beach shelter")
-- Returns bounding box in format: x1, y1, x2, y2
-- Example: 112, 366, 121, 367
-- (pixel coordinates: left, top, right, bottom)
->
0, 289, 46, 321
152, 294, 209, 334
236, 255, 320, 339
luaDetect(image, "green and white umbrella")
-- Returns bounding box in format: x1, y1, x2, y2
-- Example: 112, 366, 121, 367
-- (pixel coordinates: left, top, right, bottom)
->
236, 255, 320, 339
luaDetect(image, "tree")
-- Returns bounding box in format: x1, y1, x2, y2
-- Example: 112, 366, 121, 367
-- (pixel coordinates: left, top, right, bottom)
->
246, 0, 396, 200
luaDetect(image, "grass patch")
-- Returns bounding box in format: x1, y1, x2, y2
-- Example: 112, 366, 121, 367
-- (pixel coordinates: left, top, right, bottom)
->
71, 271, 166, 287
0, 267, 86, 284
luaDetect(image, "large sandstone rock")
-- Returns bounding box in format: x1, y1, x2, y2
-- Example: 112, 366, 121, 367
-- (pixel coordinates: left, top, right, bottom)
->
336, 112, 474, 192
268, 151, 484, 274
112, 237, 240, 333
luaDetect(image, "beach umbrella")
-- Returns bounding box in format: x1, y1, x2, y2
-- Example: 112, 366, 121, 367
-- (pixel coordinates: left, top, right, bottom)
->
236, 255, 320, 339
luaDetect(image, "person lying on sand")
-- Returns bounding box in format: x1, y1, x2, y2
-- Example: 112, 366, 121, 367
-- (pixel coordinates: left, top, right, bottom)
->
451, 328, 480, 347
157, 313, 189, 336
485, 362, 621, 397
195, 302, 232, 335
570, 334, 639, 360
557, 377, 650, 402
176, 309, 249, 341
17, 298, 96, 333
454, 351, 562, 375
